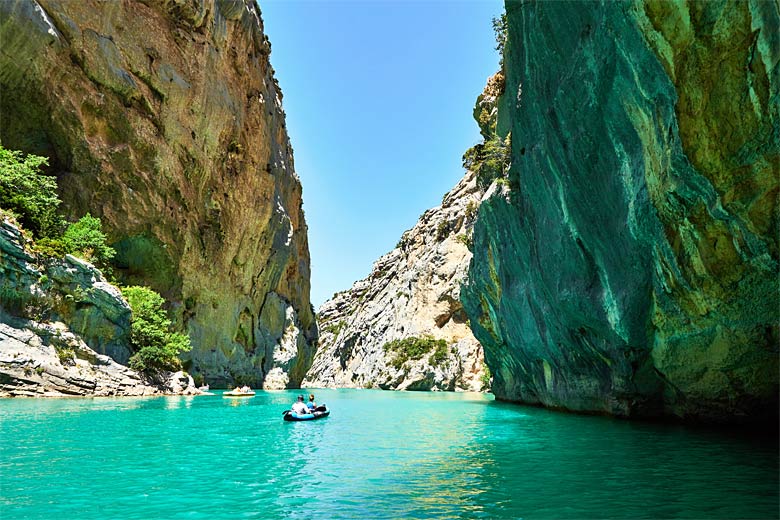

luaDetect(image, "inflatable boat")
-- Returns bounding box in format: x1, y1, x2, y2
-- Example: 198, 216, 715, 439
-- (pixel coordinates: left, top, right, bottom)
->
283, 405, 330, 421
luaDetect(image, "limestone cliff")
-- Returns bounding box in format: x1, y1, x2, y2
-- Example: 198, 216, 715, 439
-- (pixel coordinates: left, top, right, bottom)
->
0, 0, 315, 388
463, 0, 779, 423
304, 171, 486, 391
0, 218, 199, 396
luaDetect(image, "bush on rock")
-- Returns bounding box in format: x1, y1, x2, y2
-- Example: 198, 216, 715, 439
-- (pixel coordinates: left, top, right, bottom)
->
122, 286, 191, 373
0, 145, 63, 238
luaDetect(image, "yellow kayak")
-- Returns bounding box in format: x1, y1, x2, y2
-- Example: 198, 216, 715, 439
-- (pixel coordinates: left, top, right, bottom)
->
223, 391, 255, 397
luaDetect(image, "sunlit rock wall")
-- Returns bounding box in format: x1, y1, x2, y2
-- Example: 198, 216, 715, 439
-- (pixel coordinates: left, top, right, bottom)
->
304, 171, 486, 392
0, 0, 316, 388
463, 0, 779, 422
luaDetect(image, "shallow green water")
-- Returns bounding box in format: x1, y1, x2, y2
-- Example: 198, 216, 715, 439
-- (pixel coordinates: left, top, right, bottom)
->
1, 389, 777, 519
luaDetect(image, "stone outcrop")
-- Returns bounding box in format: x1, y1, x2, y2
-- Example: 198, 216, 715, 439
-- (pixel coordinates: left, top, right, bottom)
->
0, 0, 315, 388
0, 218, 200, 396
0, 218, 132, 360
463, 0, 779, 423
0, 320, 202, 397
304, 171, 486, 391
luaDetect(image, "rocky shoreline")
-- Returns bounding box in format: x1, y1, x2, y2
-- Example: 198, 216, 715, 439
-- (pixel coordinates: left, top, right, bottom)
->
0, 218, 202, 398
0, 318, 204, 398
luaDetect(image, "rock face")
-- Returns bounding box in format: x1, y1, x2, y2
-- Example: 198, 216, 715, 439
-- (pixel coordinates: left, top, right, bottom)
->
304, 171, 486, 391
0, 0, 316, 388
0, 218, 132, 361
0, 320, 187, 397
463, 1, 779, 423
0, 218, 200, 396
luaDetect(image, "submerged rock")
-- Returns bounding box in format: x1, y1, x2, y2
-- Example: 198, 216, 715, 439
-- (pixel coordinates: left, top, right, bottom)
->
304, 171, 486, 392
462, 1, 779, 423
0, 0, 315, 387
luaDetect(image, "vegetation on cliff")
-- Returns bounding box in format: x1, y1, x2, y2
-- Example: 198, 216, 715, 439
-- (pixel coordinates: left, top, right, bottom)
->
383, 336, 449, 371
0, 145, 191, 375
305, 169, 487, 392
0, 145, 116, 268
0, 145, 62, 239
122, 286, 191, 373
0, 0, 316, 387
61, 214, 116, 269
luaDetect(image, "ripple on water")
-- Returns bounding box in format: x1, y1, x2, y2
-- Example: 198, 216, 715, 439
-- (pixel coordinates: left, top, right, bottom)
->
0, 390, 777, 519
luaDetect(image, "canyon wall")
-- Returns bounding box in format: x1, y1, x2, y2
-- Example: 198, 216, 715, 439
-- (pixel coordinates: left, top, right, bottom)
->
304, 171, 486, 391
0, 0, 316, 388
463, 0, 779, 422
302, 74, 512, 392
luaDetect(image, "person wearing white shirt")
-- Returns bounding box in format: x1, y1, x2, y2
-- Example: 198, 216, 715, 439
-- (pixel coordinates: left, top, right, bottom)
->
291, 395, 310, 415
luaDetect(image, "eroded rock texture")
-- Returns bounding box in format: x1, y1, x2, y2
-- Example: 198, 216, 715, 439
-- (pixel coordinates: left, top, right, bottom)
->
0, 0, 315, 388
463, 0, 779, 422
0, 321, 203, 397
0, 218, 201, 396
304, 171, 486, 391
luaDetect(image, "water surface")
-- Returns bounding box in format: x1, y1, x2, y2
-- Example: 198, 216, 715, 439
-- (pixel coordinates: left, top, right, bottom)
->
1, 389, 777, 519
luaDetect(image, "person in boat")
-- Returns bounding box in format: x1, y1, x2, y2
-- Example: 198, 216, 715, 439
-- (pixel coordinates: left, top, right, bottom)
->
291, 395, 310, 415
307, 394, 317, 410
240, 385, 251, 393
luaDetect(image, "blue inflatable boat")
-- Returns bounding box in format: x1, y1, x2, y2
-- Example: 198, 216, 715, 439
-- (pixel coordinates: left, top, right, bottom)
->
283, 405, 330, 421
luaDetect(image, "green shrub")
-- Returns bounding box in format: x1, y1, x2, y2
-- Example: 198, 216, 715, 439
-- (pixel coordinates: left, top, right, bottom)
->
428, 342, 449, 366
55, 345, 76, 366
464, 200, 478, 221
436, 220, 450, 241
463, 135, 511, 190
62, 214, 115, 267
0, 145, 64, 238
456, 233, 473, 250
122, 286, 191, 373
481, 363, 492, 391
322, 320, 346, 336
383, 336, 448, 370
492, 12, 508, 66
33, 237, 68, 258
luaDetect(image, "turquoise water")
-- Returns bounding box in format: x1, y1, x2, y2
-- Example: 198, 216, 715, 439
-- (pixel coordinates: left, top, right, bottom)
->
1, 390, 777, 519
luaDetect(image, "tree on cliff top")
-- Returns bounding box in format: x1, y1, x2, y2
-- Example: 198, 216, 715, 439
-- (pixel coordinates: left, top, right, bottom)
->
493, 12, 507, 66
122, 286, 191, 373
0, 144, 64, 238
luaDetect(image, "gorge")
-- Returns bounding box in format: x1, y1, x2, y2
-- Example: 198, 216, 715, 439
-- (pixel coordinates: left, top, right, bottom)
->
0, 0, 777, 427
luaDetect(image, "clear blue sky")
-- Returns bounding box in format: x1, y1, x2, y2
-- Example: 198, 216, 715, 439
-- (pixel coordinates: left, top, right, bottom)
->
260, 0, 503, 308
